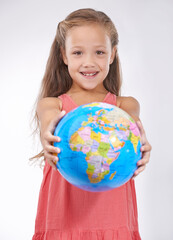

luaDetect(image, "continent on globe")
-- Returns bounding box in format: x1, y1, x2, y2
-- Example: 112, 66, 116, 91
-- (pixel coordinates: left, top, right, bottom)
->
54, 102, 142, 192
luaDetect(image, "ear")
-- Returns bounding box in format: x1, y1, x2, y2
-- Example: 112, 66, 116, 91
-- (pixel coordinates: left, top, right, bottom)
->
109, 46, 117, 65
60, 47, 68, 65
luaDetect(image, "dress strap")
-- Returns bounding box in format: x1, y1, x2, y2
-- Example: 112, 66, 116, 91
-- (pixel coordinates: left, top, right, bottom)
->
103, 92, 117, 106
58, 94, 77, 113
58, 92, 117, 114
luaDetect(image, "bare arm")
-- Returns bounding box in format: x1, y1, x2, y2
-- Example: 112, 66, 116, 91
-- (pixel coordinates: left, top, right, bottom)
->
119, 96, 140, 122
37, 97, 62, 133
36, 97, 66, 169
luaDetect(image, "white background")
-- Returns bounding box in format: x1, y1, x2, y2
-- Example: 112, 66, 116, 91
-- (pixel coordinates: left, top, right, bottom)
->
0, 0, 173, 239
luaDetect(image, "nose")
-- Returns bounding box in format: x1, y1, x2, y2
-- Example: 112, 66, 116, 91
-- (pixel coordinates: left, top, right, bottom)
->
82, 53, 95, 67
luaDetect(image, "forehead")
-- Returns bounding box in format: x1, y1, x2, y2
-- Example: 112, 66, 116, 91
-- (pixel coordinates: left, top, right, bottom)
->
65, 24, 111, 48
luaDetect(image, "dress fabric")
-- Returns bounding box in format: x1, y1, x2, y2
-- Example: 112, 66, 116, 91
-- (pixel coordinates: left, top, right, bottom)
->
32, 92, 141, 240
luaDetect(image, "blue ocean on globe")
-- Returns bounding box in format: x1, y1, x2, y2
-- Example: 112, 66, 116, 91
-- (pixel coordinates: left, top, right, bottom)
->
53, 102, 142, 192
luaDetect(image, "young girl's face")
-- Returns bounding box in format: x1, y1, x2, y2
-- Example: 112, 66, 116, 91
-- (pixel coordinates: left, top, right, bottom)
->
62, 23, 116, 92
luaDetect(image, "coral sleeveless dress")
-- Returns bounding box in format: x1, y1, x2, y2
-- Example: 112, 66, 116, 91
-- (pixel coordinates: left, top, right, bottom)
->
32, 92, 141, 240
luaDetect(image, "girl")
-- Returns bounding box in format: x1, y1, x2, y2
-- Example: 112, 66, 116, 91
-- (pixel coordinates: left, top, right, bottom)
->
31, 8, 151, 240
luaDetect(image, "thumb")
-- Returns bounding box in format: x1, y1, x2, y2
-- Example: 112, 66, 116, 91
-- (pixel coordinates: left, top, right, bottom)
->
136, 120, 146, 145
49, 110, 66, 133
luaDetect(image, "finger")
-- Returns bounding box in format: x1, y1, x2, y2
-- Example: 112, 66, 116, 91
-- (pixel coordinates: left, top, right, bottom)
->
141, 143, 152, 152
133, 165, 146, 178
44, 131, 61, 143
141, 147, 151, 159
137, 157, 149, 167
45, 157, 58, 170
44, 151, 59, 163
138, 149, 150, 166
136, 165, 146, 174
45, 145, 61, 154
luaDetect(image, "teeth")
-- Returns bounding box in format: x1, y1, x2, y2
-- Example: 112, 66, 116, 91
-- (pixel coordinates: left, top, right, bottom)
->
82, 72, 97, 76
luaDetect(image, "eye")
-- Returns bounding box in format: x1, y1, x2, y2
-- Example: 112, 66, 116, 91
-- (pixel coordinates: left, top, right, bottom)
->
96, 51, 104, 55
73, 51, 82, 55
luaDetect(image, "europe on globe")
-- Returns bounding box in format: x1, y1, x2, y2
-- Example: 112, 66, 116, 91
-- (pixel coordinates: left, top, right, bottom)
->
54, 102, 142, 192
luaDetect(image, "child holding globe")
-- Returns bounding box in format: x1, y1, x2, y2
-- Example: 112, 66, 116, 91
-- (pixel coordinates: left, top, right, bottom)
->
31, 8, 151, 240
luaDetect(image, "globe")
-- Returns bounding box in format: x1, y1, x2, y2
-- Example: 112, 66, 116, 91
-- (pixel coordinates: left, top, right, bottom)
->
53, 102, 142, 192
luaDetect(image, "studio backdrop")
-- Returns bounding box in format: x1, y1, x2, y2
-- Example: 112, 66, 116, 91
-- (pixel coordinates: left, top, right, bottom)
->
0, 0, 173, 239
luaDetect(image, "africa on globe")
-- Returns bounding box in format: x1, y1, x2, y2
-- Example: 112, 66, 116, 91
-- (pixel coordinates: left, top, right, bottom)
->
53, 102, 142, 192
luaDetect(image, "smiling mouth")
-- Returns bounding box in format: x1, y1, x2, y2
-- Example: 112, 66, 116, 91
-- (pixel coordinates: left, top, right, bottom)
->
80, 72, 99, 78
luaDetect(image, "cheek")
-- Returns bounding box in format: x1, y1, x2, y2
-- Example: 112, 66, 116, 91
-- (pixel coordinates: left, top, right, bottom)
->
99, 57, 110, 68
68, 61, 79, 72
100, 61, 110, 72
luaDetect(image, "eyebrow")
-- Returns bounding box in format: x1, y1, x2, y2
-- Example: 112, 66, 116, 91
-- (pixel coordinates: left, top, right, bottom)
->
71, 45, 107, 49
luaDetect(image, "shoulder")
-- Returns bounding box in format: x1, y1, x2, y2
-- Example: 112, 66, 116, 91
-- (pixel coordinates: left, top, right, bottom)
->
37, 97, 62, 111
116, 96, 140, 121
117, 96, 140, 109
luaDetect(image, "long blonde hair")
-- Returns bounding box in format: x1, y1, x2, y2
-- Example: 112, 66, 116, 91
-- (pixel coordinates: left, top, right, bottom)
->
30, 8, 123, 162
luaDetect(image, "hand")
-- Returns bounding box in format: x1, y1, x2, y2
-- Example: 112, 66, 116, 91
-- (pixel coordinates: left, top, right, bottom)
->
132, 120, 152, 179
41, 110, 66, 170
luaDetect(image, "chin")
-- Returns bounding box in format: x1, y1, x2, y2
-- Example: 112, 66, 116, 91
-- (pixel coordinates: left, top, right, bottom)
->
81, 85, 98, 91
